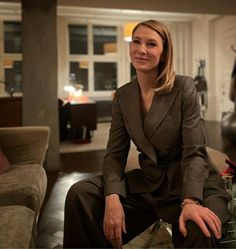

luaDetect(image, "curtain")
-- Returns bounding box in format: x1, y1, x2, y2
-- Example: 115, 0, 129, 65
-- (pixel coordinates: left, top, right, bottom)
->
165, 22, 192, 76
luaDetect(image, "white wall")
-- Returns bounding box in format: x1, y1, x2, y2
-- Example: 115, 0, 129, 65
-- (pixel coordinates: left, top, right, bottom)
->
214, 15, 236, 121
57, 16, 69, 99
192, 15, 236, 121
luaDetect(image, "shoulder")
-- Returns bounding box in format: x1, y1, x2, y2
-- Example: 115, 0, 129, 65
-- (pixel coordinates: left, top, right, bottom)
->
173, 75, 199, 110
174, 74, 195, 88
115, 80, 138, 96
173, 74, 196, 94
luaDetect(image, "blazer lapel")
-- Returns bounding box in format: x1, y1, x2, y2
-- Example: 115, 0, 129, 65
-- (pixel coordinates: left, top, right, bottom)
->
143, 86, 179, 139
121, 80, 157, 163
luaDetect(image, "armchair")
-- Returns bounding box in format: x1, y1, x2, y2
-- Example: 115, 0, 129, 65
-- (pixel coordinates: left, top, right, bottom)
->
0, 126, 50, 248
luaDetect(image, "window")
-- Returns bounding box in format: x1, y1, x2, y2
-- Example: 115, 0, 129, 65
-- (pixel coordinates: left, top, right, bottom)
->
4, 21, 22, 53
94, 62, 117, 91
4, 60, 22, 94
69, 61, 88, 91
1, 21, 22, 95
68, 23, 118, 95
69, 25, 88, 55
93, 26, 117, 55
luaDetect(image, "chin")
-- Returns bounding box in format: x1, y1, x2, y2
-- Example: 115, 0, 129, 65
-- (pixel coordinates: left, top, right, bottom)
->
136, 67, 153, 73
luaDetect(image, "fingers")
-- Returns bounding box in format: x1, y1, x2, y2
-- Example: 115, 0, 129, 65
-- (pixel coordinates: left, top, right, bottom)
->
108, 227, 122, 248
114, 226, 122, 248
104, 224, 121, 248
180, 205, 222, 240
194, 216, 211, 237
179, 215, 187, 237
103, 218, 125, 248
196, 209, 221, 239
122, 216, 127, 234
204, 211, 222, 239
103, 196, 125, 248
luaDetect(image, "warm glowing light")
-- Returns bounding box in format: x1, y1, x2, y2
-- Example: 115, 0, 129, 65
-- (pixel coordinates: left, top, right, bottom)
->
64, 85, 76, 93
103, 43, 117, 54
3, 59, 13, 69
79, 61, 89, 69
123, 22, 138, 42
74, 89, 83, 97
64, 84, 85, 103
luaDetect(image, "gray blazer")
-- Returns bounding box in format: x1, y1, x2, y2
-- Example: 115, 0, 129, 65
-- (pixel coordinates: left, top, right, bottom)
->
103, 75, 222, 202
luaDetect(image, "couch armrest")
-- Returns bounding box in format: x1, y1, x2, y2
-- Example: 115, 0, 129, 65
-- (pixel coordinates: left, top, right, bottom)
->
206, 146, 228, 173
0, 126, 50, 166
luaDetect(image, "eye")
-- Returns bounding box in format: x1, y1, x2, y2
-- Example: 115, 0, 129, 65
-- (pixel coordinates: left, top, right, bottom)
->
147, 42, 157, 47
132, 39, 140, 44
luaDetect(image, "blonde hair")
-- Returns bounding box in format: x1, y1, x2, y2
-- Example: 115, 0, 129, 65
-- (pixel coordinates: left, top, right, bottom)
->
132, 20, 175, 93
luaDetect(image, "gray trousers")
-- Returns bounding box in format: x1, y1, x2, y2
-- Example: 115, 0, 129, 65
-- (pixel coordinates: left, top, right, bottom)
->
63, 174, 231, 248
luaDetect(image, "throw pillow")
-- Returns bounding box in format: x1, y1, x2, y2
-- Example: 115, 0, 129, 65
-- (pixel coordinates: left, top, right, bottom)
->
0, 148, 10, 174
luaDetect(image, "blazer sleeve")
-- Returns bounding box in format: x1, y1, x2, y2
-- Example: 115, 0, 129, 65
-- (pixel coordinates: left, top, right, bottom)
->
103, 92, 130, 197
180, 77, 209, 202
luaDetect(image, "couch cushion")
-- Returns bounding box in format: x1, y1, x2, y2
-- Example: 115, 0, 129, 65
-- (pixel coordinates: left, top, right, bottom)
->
206, 147, 228, 173
0, 164, 47, 215
0, 205, 34, 248
0, 149, 10, 174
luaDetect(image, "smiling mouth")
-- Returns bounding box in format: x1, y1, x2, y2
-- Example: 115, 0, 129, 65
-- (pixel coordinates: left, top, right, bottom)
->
135, 57, 149, 61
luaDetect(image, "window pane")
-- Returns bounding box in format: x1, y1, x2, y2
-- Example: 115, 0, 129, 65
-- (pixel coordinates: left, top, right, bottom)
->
69, 61, 88, 91
94, 62, 117, 91
93, 26, 117, 55
69, 25, 87, 54
4, 60, 22, 94
4, 21, 22, 53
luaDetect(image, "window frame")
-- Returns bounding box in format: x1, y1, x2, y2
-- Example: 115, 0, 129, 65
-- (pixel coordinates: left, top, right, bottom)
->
0, 18, 23, 96
67, 19, 130, 100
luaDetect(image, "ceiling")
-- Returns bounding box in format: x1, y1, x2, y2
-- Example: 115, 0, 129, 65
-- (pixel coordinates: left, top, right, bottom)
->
0, 0, 236, 15
58, 0, 236, 15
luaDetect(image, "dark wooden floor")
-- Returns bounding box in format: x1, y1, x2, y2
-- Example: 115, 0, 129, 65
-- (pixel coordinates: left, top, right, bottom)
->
37, 150, 104, 248
36, 121, 236, 248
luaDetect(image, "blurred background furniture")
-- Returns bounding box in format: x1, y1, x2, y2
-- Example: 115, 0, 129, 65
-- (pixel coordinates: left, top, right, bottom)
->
221, 50, 236, 143
0, 96, 22, 127
222, 112, 236, 143
0, 126, 50, 248
59, 99, 97, 143
0, 96, 97, 144
69, 101, 97, 142
194, 59, 208, 118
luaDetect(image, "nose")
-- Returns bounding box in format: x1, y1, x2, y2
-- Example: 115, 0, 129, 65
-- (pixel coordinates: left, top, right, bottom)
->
137, 44, 146, 55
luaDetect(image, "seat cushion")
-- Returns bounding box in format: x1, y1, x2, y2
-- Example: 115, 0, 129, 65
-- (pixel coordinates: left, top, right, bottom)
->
0, 205, 34, 248
0, 164, 47, 215
206, 147, 228, 173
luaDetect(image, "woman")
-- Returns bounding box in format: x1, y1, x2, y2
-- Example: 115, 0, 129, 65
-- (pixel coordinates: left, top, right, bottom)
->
63, 20, 231, 248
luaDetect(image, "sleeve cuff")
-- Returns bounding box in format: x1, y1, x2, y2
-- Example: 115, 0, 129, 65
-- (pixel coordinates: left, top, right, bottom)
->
104, 179, 126, 198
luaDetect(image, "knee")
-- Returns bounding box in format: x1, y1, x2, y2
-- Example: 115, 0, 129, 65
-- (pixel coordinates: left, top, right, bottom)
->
65, 180, 89, 207
186, 221, 206, 238
173, 221, 216, 248
185, 221, 216, 246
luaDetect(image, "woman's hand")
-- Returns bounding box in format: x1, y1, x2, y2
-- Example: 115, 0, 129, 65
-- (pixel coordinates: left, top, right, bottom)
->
103, 194, 126, 248
179, 200, 221, 239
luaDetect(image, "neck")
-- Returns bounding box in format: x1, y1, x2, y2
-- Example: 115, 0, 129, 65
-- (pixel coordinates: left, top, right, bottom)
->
136, 70, 157, 93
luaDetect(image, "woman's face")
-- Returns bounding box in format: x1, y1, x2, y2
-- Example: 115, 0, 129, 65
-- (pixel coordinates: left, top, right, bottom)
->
130, 25, 164, 74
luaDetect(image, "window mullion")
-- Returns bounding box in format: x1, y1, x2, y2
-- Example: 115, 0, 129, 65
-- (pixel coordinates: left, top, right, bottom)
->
88, 23, 93, 93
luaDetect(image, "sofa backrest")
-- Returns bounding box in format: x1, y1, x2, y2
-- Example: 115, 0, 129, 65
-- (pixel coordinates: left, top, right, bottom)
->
0, 126, 50, 166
